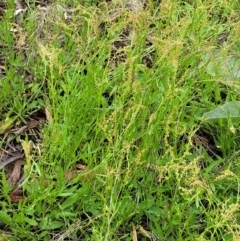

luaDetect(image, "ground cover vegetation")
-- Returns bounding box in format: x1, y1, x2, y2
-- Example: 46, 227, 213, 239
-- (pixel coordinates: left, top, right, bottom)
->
0, 0, 240, 240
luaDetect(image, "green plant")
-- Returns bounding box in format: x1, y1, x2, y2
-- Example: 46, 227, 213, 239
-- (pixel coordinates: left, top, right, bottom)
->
0, 0, 239, 240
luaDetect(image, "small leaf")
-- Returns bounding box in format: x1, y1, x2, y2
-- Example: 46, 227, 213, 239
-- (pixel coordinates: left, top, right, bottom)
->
0, 117, 14, 134
0, 211, 12, 225
61, 194, 78, 210
39, 217, 48, 229
57, 192, 74, 197
202, 101, 240, 121
25, 217, 38, 226
57, 211, 76, 218
45, 221, 64, 230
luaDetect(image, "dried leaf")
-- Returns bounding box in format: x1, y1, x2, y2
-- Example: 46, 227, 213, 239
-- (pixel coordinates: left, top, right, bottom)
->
124, 0, 144, 12
64, 171, 78, 181
0, 152, 22, 170
80, 169, 97, 183
132, 225, 138, 241
9, 189, 24, 203
13, 125, 28, 135
45, 107, 53, 123
14, 8, 25, 16
76, 163, 86, 170
7, 159, 22, 186
16, 30, 26, 48
139, 225, 151, 239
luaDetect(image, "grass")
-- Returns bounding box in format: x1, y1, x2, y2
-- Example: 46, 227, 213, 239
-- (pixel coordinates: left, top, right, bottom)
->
0, 0, 240, 240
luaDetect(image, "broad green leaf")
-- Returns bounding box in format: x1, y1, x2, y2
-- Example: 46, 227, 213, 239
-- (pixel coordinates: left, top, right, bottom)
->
201, 50, 240, 82
202, 101, 240, 121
